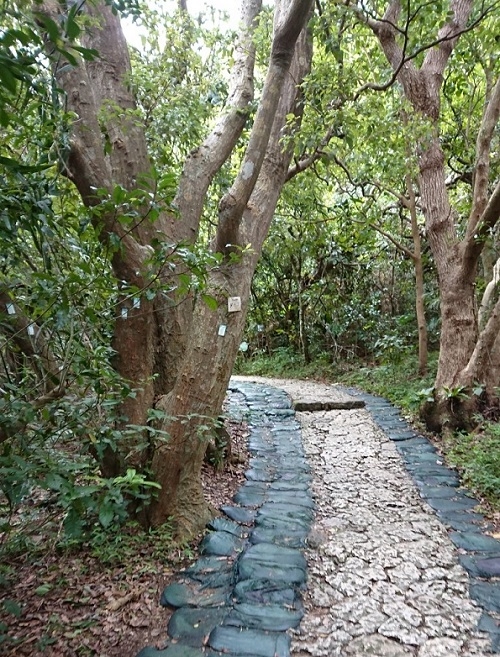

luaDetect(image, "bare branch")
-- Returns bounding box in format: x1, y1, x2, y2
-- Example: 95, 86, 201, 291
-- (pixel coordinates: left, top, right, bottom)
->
369, 222, 416, 259
462, 286, 500, 383
467, 75, 500, 238
286, 125, 336, 180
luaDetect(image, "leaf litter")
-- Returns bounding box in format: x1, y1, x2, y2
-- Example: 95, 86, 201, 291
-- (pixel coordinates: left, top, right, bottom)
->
0, 416, 249, 657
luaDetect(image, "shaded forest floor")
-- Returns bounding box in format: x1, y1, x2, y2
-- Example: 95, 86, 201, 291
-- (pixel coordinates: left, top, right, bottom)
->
0, 418, 249, 657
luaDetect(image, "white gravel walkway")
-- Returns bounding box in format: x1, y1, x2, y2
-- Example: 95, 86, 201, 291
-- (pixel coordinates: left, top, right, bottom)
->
233, 376, 493, 657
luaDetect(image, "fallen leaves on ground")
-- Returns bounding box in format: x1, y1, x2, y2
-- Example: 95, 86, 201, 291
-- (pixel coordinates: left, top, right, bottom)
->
0, 417, 249, 657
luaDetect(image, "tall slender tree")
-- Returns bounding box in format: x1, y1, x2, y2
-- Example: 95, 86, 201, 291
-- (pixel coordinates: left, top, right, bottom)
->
362, 0, 500, 429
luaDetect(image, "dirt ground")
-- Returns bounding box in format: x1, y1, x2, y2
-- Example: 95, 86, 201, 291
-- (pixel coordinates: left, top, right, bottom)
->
0, 417, 249, 657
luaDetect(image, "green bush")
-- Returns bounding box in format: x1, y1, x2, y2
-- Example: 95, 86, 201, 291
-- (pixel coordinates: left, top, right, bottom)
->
447, 426, 500, 509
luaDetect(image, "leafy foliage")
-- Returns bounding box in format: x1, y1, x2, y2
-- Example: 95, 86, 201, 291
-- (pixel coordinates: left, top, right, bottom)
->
447, 426, 500, 510
0, 0, 231, 550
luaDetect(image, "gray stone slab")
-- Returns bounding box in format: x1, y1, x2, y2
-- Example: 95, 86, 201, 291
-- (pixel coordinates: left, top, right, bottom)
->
221, 505, 256, 525
274, 470, 312, 484
413, 473, 460, 487
250, 526, 308, 548
470, 582, 500, 612
396, 438, 438, 454
478, 612, 500, 651
200, 531, 245, 557
184, 556, 234, 588
425, 497, 480, 513
208, 517, 247, 538
459, 555, 500, 579
292, 399, 365, 411
419, 485, 465, 499
208, 626, 291, 657
238, 543, 307, 584
233, 578, 297, 605
160, 581, 229, 609
255, 507, 311, 531
261, 495, 314, 512
406, 463, 458, 477
269, 480, 309, 491
167, 607, 227, 646
245, 467, 276, 482
434, 506, 490, 529
224, 601, 303, 631
449, 531, 500, 553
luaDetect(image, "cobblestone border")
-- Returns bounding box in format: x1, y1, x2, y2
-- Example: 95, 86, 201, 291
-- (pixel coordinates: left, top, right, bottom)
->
135, 381, 313, 657
344, 386, 500, 653
134, 381, 500, 657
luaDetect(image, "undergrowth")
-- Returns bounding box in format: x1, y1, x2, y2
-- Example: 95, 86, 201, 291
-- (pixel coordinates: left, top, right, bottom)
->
446, 427, 500, 510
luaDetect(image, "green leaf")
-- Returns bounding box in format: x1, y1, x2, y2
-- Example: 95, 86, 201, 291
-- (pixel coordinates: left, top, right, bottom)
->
201, 294, 218, 310
3, 599, 22, 617
32, 13, 60, 44
63, 510, 83, 539
0, 63, 18, 94
35, 584, 52, 596
0, 156, 52, 173
45, 473, 66, 491
98, 504, 115, 528
65, 11, 81, 40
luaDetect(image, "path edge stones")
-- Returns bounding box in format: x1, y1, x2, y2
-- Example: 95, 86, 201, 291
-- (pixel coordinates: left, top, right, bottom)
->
342, 385, 500, 653
135, 381, 314, 657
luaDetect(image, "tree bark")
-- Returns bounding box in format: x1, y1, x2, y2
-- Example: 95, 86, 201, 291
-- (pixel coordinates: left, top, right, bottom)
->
149, 11, 314, 532
405, 172, 428, 375
369, 0, 500, 429
40, 0, 313, 531
40, 0, 260, 475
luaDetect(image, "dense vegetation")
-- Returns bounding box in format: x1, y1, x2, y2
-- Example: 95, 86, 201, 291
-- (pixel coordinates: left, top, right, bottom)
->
1, 4, 499, 648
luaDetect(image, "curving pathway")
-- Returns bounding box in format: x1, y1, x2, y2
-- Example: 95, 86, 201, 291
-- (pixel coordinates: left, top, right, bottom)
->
136, 377, 500, 657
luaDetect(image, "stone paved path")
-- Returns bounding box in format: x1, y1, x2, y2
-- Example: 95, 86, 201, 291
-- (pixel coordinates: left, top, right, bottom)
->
136, 376, 500, 657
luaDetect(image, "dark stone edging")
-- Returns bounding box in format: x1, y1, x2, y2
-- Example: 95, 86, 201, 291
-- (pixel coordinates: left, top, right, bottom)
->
135, 382, 500, 656
342, 386, 500, 652
135, 382, 313, 657
292, 399, 365, 411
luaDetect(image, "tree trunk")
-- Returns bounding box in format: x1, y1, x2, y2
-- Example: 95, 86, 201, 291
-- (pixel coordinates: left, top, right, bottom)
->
149, 19, 314, 533
41, 0, 261, 475
369, 0, 500, 430
41, 0, 313, 534
405, 171, 428, 375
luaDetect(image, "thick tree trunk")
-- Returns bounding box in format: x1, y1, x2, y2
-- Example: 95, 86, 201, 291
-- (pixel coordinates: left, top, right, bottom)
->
149, 18, 313, 534
43, 0, 313, 533
41, 0, 260, 475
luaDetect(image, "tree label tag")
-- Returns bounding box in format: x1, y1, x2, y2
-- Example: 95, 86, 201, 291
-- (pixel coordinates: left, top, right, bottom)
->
27, 324, 35, 336
6, 303, 15, 315
218, 324, 227, 336
121, 307, 128, 319
228, 297, 241, 312
133, 297, 140, 309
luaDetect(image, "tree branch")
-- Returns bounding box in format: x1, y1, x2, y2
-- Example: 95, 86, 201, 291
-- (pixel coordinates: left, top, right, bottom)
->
369, 222, 416, 259
215, 0, 314, 254
0, 287, 62, 391
466, 74, 500, 240
286, 125, 336, 180
174, 0, 262, 243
